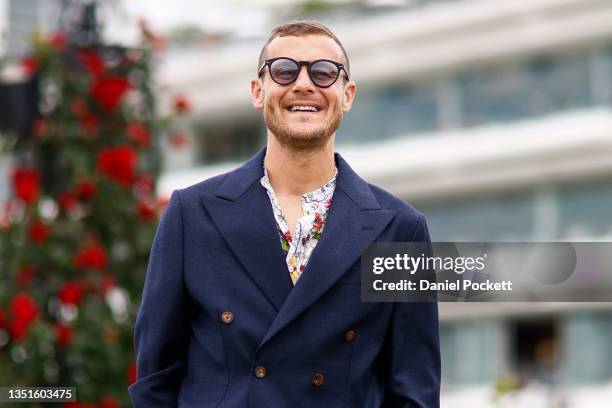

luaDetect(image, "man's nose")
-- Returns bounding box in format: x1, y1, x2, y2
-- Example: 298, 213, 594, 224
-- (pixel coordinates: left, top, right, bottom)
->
292, 66, 315, 91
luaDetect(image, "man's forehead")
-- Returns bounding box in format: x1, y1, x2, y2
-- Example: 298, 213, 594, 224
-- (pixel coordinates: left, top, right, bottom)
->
265, 35, 344, 62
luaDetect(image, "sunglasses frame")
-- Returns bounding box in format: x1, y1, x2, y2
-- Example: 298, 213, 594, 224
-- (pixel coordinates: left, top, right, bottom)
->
258, 57, 349, 88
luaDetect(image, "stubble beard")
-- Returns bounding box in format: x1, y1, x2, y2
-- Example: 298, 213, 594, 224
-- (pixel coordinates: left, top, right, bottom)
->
264, 100, 342, 152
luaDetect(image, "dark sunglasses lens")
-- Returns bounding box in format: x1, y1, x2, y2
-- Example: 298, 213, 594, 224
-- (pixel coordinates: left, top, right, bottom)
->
310, 61, 339, 86
269, 59, 299, 84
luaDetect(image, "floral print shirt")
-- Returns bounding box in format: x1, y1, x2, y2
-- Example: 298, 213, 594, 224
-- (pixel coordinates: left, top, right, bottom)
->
260, 166, 337, 285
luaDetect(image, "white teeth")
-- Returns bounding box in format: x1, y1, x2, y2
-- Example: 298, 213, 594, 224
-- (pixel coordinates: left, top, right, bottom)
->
290, 105, 319, 112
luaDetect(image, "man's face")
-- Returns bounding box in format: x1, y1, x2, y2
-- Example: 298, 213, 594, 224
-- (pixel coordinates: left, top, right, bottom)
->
251, 35, 356, 151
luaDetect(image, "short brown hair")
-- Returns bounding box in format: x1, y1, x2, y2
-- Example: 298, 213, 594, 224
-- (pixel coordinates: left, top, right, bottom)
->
258, 20, 350, 79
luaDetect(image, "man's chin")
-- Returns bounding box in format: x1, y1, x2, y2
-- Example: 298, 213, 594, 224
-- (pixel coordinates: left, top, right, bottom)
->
274, 128, 332, 150
287, 129, 326, 140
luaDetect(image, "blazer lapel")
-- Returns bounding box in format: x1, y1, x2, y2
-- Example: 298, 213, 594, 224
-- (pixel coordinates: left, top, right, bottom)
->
199, 148, 293, 312
258, 153, 395, 348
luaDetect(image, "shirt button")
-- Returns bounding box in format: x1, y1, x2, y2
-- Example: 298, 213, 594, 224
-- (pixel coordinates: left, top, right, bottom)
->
312, 372, 325, 386
345, 329, 356, 342
220, 311, 234, 324
254, 365, 267, 379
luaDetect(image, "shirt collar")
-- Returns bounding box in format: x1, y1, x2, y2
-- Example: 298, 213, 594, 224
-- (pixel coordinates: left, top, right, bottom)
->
260, 166, 338, 202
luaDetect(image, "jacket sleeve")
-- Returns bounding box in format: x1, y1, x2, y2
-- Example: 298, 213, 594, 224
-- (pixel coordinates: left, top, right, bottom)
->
382, 215, 441, 408
128, 190, 192, 407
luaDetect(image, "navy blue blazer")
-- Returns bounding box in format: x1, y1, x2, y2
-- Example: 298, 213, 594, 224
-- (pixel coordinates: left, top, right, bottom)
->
128, 147, 440, 407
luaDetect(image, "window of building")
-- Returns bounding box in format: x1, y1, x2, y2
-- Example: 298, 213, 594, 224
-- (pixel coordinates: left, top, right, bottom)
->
509, 317, 560, 385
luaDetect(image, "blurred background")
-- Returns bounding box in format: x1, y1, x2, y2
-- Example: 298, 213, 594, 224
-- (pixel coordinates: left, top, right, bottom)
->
1, 0, 612, 407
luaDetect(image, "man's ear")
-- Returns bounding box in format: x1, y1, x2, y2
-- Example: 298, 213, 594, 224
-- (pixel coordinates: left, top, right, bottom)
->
251, 78, 264, 110
342, 81, 356, 113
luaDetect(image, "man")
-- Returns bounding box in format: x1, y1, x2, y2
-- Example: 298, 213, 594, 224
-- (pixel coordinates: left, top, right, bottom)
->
129, 20, 440, 407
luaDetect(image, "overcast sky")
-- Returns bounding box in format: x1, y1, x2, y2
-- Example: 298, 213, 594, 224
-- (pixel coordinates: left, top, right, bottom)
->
98, 0, 370, 45
122, 0, 267, 31
101, 0, 305, 43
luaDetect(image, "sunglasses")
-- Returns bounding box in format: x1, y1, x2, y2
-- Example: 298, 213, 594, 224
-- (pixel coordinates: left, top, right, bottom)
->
258, 57, 349, 88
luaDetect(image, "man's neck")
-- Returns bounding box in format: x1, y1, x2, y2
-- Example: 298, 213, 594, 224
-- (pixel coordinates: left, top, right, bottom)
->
264, 134, 336, 196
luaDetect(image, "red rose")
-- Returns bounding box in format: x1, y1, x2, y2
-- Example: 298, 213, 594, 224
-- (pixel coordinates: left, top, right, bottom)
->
90, 76, 131, 111
59, 281, 85, 306
73, 244, 107, 270
169, 132, 189, 149
173, 95, 191, 113
126, 122, 150, 148
137, 200, 157, 222
9, 293, 39, 341
28, 220, 49, 244
96, 145, 138, 186
99, 395, 120, 408
49, 32, 66, 50
127, 361, 137, 385
58, 192, 78, 213
79, 112, 99, 134
74, 179, 97, 201
11, 293, 39, 322
12, 167, 40, 204
21, 57, 38, 76
54, 323, 73, 346
79, 50, 105, 76
16, 265, 35, 287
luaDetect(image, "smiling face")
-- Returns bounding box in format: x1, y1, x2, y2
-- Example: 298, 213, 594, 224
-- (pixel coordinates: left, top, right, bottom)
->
251, 35, 356, 151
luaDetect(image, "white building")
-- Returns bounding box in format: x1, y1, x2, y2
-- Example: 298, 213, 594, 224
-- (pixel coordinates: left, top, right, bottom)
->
1, 0, 61, 57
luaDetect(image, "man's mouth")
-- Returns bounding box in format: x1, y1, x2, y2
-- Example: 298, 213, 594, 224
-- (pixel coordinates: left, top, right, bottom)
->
285, 104, 323, 114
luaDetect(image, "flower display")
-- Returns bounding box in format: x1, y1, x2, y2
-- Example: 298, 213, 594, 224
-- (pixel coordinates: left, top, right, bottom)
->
0, 22, 179, 405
